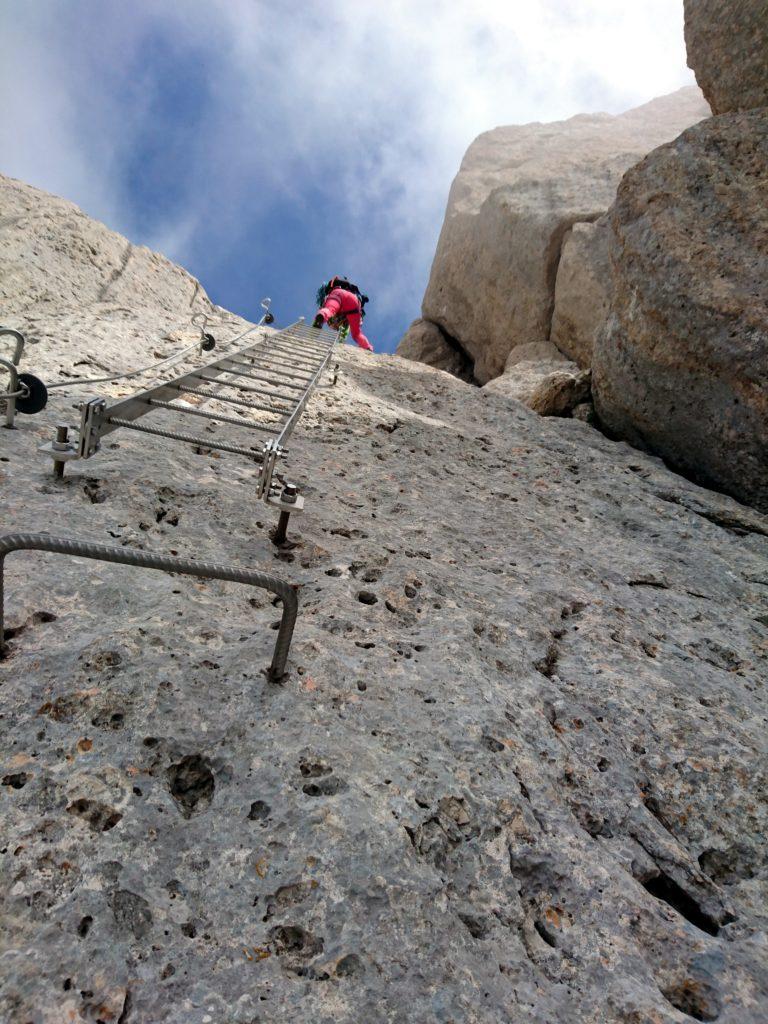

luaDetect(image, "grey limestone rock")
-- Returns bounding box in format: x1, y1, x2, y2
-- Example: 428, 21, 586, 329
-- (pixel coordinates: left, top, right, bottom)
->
593, 110, 768, 513
1, 173, 767, 1023
551, 217, 611, 369
396, 316, 475, 382
684, 0, 768, 113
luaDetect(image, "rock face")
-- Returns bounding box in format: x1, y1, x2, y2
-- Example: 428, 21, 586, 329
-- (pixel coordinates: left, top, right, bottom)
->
483, 343, 591, 416
0, 173, 245, 395
412, 88, 710, 384
2, 177, 768, 1023
593, 110, 768, 513
550, 218, 611, 368
684, 0, 768, 113
396, 317, 475, 382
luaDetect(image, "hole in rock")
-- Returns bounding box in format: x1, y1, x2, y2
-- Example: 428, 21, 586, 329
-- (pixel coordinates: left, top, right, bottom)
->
248, 800, 271, 821
335, 953, 364, 977
299, 760, 331, 778
67, 798, 122, 832
2, 772, 28, 789
167, 755, 215, 819
641, 872, 721, 936
533, 919, 558, 948
698, 845, 755, 886
303, 776, 344, 797
269, 924, 323, 960
661, 977, 722, 1021
535, 643, 558, 679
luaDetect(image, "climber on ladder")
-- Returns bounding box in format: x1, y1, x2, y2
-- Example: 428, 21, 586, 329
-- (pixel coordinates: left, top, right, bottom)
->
313, 276, 373, 351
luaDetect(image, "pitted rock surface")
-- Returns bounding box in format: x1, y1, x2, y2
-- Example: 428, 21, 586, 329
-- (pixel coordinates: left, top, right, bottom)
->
593, 110, 768, 514
1, 176, 767, 1023
684, 0, 768, 113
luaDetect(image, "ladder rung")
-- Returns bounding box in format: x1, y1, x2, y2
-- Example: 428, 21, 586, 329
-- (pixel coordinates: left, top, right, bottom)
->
107, 418, 265, 460
148, 399, 282, 433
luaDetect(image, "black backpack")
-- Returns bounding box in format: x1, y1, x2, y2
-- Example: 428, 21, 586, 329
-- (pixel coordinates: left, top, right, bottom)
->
317, 277, 369, 318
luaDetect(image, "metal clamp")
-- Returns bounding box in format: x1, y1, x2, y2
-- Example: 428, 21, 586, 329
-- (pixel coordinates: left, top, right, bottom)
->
0, 356, 20, 428
0, 327, 25, 366
1, 354, 49, 428
0, 532, 298, 682
191, 312, 217, 352
37, 424, 79, 478
269, 483, 304, 546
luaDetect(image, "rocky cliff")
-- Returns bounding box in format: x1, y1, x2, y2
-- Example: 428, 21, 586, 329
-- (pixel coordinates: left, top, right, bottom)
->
399, 4, 767, 514
397, 87, 710, 386
593, 1, 768, 513
592, 110, 768, 512
684, 0, 768, 113
0, 175, 230, 377
2, 177, 768, 1022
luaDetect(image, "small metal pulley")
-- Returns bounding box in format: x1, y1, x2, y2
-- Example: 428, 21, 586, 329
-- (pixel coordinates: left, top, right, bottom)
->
15, 373, 49, 414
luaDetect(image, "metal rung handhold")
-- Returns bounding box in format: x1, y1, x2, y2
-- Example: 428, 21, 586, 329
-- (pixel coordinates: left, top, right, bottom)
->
227, 358, 313, 381
0, 532, 297, 682
248, 358, 316, 375
147, 399, 282, 433
220, 365, 307, 391
108, 417, 266, 459
173, 383, 290, 416
260, 354, 318, 371
193, 374, 293, 405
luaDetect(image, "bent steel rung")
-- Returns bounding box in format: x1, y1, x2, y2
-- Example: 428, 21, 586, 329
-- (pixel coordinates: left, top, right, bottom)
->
0, 533, 298, 682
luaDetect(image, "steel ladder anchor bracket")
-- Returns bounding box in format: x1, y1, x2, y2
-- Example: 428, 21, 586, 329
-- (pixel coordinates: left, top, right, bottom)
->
38, 320, 312, 474
35, 319, 340, 545
0, 533, 299, 683
268, 482, 305, 547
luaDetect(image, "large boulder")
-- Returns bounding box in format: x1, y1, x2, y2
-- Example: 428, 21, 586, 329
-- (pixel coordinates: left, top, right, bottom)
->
421, 88, 710, 384
550, 217, 611, 368
684, 0, 768, 113
483, 350, 591, 417
593, 110, 768, 513
397, 318, 475, 382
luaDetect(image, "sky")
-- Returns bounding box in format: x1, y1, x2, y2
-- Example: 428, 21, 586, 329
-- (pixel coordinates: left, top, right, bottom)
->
0, 1, 696, 352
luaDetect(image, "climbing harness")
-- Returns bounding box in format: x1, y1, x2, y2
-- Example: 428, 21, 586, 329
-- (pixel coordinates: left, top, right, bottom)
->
39, 317, 341, 542
0, 327, 48, 427
0, 532, 297, 682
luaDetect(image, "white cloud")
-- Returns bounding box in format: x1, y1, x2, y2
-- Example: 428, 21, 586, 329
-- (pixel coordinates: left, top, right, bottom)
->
0, 0, 696, 329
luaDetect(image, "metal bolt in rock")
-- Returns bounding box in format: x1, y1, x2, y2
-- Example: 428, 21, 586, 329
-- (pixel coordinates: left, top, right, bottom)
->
272, 483, 299, 546
52, 424, 69, 478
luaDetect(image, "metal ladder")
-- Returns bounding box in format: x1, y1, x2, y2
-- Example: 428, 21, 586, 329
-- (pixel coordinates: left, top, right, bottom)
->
40, 320, 340, 540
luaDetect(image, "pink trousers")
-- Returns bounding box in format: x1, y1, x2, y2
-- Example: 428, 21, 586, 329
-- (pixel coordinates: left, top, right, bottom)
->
317, 288, 373, 350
